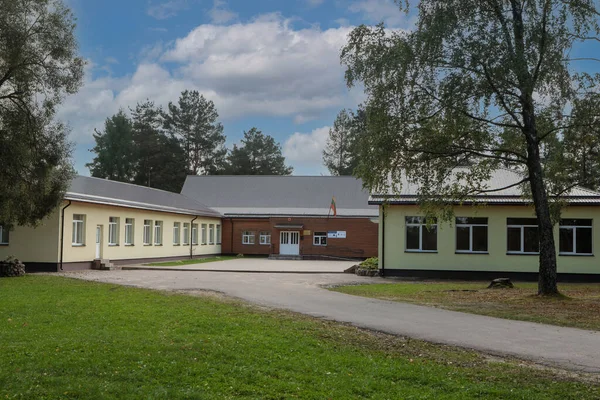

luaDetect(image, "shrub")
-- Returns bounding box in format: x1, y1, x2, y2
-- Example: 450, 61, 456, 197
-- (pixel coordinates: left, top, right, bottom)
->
359, 257, 379, 270
0, 256, 26, 277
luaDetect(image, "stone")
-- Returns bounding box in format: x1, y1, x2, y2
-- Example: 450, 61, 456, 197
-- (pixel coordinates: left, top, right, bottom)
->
487, 278, 514, 289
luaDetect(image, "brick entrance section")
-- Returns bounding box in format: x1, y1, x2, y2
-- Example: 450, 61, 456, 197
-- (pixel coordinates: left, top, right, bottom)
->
222, 217, 378, 259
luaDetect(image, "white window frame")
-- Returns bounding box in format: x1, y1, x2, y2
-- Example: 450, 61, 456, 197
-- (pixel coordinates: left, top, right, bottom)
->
455, 218, 488, 254
242, 231, 255, 245
405, 217, 438, 253
559, 220, 593, 256
192, 224, 199, 245
183, 223, 190, 245
154, 221, 163, 245
108, 217, 119, 246
125, 218, 134, 246
209, 224, 215, 245
143, 220, 152, 245
201, 224, 207, 245
173, 222, 181, 245
0, 225, 9, 245
259, 232, 271, 245
72, 214, 85, 246
216, 224, 222, 245
313, 232, 327, 246
506, 218, 539, 254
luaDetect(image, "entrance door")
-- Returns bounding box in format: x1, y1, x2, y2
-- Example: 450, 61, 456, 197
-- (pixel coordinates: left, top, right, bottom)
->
279, 231, 300, 255
95, 226, 102, 259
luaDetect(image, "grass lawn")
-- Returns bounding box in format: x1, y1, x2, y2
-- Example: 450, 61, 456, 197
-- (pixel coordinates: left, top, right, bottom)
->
0, 277, 598, 399
331, 281, 600, 331
146, 255, 238, 266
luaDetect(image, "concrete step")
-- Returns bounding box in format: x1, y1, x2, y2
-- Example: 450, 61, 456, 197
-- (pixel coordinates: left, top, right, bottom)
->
268, 255, 303, 261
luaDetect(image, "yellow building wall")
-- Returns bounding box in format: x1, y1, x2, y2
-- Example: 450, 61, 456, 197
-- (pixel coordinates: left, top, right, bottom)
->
61, 201, 222, 263
0, 210, 61, 263
381, 204, 600, 274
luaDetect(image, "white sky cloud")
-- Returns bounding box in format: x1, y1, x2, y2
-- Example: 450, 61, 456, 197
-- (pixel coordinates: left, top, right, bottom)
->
209, 0, 238, 24
283, 126, 330, 170
59, 14, 359, 145
147, 0, 191, 20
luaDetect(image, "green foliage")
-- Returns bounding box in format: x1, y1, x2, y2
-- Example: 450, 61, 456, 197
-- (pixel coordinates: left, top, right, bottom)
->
0, 276, 596, 398
341, 0, 600, 295
323, 109, 364, 176
86, 110, 136, 182
0, 256, 25, 277
225, 127, 293, 175
163, 90, 227, 175
0, 0, 84, 227
359, 257, 379, 270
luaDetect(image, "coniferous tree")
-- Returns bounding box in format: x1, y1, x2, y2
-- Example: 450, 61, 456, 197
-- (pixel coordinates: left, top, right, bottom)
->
323, 109, 364, 176
225, 128, 293, 175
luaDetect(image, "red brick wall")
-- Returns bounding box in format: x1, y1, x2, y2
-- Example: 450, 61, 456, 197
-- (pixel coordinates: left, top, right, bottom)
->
221, 216, 378, 259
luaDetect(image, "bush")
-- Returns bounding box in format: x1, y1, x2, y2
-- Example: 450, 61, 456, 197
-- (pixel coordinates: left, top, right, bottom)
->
359, 257, 379, 270
0, 256, 26, 277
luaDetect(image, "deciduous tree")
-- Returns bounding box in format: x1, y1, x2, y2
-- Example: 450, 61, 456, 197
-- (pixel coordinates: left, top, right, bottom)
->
341, 0, 600, 295
0, 0, 84, 227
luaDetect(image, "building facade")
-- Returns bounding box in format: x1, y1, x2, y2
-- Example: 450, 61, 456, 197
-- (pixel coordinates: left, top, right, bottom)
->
371, 169, 600, 279
182, 176, 379, 259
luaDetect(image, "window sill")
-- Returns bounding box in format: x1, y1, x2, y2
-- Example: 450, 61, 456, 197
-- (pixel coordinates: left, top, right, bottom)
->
154, 244, 163, 247
405, 250, 438, 253
0, 243, 8, 246
506, 252, 539, 256
455, 251, 489, 255
173, 244, 180, 246
143, 244, 152, 246
72, 244, 85, 247
209, 243, 215, 245
559, 253, 594, 257
125, 244, 134, 247
108, 244, 119, 247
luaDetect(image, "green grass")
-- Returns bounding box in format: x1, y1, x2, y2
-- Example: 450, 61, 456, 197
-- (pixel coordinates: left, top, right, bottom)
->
331, 281, 600, 331
0, 276, 597, 399
146, 255, 238, 266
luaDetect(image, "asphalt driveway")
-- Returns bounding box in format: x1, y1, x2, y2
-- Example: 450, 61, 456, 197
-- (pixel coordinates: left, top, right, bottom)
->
61, 262, 600, 373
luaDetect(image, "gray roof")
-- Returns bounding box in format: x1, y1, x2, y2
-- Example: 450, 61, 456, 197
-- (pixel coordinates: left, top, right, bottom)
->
66, 176, 221, 217
369, 168, 600, 205
181, 175, 378, 217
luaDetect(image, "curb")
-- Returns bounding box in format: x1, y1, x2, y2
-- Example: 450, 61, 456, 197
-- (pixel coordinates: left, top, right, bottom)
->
122, 266, 347, 274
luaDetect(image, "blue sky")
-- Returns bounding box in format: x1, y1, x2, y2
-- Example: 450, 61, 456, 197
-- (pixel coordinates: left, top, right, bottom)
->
61, 0, 411, 176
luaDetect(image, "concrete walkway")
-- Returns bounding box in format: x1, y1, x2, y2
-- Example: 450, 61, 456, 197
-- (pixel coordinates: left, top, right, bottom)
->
125, 258, 354, 273
62, 268, 600, 373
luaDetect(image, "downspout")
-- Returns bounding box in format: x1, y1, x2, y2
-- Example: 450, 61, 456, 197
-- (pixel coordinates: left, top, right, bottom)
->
190, 216, 198, 259
59, 200, 72, 271
230, 217, 234, 255
381, 205, 385, 275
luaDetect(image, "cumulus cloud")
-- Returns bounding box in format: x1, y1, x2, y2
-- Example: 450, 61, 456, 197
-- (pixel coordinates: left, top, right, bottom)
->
283, 126, 330, 168
59, 14, 360, 145
147, 0, 191, 20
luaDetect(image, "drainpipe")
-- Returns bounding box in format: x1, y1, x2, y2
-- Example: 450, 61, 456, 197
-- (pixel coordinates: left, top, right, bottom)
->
190, 216, 198, 259
59, 200, 72, 271
381, 205, 385, 275
230, 217, 234, 255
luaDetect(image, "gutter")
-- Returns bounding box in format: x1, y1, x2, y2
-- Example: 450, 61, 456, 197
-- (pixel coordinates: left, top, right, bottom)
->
59, 200, 72, 271
381, 205, 385, 275
190, 216, 198, 259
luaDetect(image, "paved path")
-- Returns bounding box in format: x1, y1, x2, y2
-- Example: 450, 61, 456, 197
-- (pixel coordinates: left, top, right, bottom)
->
62, 267, 600, 373
126, 258, 354, 273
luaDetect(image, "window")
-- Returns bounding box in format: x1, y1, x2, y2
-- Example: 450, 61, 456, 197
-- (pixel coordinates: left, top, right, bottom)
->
0, 225, 9, 245
209, 224, 215, 245
183, 223, 190, 245
154, 221, 163, 245
507, 218, 539, 254
192, 224, 198, 245
260, 231, 271, 245
560, 219, 593, 255
173, 222, 181, 245
143, 220, 152, 245
201, 224, 207, 245
456, 217, 488, 253
216, 224, 222, 245
313, 232, 327, 246
72, 214, 85, 245
108, 217, 119, 245
125, 218, 134, 245
406, 217, 437, 252
242, 231, 255, 244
